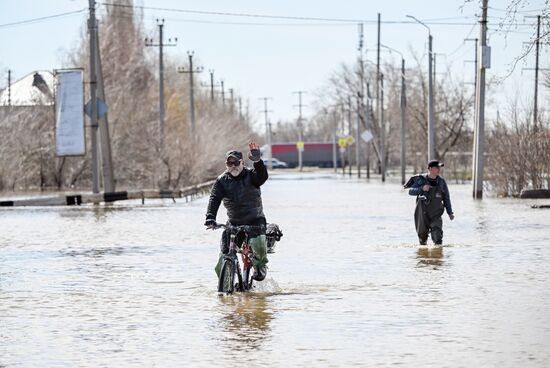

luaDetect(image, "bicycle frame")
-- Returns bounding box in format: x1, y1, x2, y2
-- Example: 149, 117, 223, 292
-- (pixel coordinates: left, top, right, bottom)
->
217, 224, 256, 292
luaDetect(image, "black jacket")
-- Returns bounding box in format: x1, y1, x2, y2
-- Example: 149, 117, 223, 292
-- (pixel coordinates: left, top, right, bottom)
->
206, 160, 268, 226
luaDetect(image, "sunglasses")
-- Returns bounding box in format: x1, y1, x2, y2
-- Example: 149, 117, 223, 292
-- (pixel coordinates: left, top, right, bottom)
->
226, 160, 241, 167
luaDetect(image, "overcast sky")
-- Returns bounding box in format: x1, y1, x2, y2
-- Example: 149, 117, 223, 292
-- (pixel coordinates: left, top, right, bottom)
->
1, 0, 548, 130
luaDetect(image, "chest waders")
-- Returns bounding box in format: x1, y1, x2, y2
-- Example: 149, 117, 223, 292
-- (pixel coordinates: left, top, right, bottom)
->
414, 186, 445, 245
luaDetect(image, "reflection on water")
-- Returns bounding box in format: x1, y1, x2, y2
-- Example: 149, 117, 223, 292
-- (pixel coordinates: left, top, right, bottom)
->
216, 294, 274, 352
416, 246, 444, 269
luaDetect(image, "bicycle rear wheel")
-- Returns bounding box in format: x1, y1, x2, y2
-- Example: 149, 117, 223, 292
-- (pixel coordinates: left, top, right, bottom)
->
218, 259, 235, 293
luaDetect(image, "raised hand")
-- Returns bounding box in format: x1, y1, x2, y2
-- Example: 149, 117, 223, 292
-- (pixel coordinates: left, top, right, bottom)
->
248, 142, 261, 162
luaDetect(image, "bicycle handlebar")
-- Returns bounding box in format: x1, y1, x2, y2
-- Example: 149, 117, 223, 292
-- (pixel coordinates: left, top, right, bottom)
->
210, 222, 264, 234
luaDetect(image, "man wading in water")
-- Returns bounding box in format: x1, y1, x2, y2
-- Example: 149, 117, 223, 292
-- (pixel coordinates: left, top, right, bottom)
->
404, 160, 454, 245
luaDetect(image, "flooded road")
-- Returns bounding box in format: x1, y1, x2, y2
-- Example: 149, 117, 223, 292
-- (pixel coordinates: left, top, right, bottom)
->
1, 171, 549, 367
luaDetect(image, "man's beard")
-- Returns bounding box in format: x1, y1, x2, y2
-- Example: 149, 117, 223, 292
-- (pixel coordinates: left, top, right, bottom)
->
229, 166, 243, 177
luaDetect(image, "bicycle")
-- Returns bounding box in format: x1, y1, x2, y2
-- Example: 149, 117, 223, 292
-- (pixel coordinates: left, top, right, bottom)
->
212, 223, 263, 294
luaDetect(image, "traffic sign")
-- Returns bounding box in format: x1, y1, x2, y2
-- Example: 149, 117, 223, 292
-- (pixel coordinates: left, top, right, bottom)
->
361, 130, 373, 142
338, 138, 348, 148
84, 98, 108, 120
296, 141, 305, 151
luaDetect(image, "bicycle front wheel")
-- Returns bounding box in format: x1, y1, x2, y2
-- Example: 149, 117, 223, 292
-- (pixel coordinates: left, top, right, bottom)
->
218, 259, 235, 293
241, 266, 252, 291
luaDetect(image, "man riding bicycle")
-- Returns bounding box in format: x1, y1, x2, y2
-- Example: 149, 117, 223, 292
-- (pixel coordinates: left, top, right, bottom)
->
204, 142, 269, 281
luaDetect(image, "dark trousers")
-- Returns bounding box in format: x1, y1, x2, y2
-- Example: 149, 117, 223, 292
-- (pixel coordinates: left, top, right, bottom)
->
414, 198, 444, 244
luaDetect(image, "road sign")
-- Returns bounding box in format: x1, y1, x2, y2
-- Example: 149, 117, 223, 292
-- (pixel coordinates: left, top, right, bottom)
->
296, 141, 305, 151
347, 136, 354, 145
84, 98, 108, 120
338, 138, 348, 148
361, 130, 373, 143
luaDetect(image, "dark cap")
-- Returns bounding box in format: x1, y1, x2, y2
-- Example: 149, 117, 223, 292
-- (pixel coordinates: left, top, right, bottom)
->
428, 160, 444, 168
226, 150, 243, 160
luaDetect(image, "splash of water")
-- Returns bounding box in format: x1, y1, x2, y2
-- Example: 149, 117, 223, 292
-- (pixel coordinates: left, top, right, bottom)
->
251, 277, 283, 294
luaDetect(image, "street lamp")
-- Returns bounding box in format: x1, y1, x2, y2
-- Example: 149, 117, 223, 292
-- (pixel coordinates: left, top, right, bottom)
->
406, 14, 435, 161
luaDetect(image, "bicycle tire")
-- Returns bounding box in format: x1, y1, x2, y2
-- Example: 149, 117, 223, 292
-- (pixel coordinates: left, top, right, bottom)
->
218, 259, 235, 293
242, 267, 253, 291
236, 265, 244, 292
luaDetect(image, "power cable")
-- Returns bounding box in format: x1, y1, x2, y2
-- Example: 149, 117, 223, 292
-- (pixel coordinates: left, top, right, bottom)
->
0, 8, 86, 29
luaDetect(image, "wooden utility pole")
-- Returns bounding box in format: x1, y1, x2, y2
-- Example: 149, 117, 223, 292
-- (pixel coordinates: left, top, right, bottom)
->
94, 29, 115, 192
533, 15, 541, 126
400, 58, 407, 185
88, 0, 99, 194
178, 51, 203, 138
7, 70, 11, 106
145, 19, 177, 153
259, 97, 273, 170
357, 23, 364, 179
380, 73, 386, 182
347, 96, 353, 177
293, 91, 306, 171
472, 0, 489, 199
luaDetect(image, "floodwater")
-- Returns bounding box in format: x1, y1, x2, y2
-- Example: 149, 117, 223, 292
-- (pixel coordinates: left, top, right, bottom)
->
1, 171, 549, 367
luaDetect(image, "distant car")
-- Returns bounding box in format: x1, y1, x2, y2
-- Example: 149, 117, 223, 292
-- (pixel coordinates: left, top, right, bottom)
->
262, 158, 289, 169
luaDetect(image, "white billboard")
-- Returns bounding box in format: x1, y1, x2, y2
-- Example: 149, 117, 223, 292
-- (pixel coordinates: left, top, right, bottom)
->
55, 70, 85, 156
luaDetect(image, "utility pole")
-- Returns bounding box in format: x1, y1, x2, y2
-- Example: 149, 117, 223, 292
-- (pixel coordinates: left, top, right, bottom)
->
229, 88, 235, 113
88, 0, 100, 194
6, 70, 12, 106
472, 0, 489, 199
7, 70, 11, 106
380, 73, 386, 182
293, 91, 306, 171
221, 80, 225, 106
376, 13, 382, 175
94, 27, 115, 192
347, 96, 353, 177
400, 58, 407, 185
332, 110, 338, 173
177, 51, 203, 138
465, 37, 478, 187
355, 93, 361, 179
407, 15, 435, 161
238, 97, 243, 121
533, 15, 541, 127
201, 70, 221, 104
428, 29, 434, 160
209, 70, 215, 102
522, 16, 548, 128
145, 19, 177, 154
357, 23, 364, 179
366, 83, 372, 179
341, 103, 346, 174
259, 97, 273, 170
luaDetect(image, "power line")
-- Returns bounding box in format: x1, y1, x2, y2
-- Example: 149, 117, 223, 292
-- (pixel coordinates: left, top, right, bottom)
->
489, 6, 546, 14
0, 8, 87, 28
108, 11, 357, 27
103, 3, 536, 27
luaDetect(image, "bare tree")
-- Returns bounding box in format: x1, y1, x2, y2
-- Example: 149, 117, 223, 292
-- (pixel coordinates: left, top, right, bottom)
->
487, 100, 550, 196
